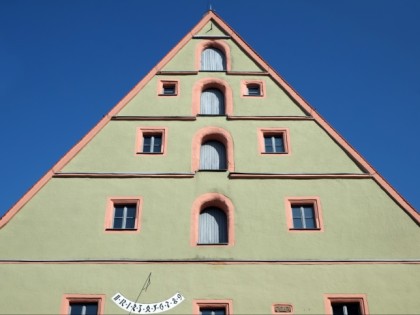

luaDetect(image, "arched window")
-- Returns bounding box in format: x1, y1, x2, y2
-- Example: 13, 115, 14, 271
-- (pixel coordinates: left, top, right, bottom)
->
201, 47, 226, 71
200, 88, 224, 115
198, 207, 228, 244
200, 140, 227, 170
191, 193, 235, 247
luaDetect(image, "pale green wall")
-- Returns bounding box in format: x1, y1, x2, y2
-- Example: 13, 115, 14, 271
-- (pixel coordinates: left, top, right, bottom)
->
1, 177, 419, 260
61, 119, 363, 174
1, 264, 419, 314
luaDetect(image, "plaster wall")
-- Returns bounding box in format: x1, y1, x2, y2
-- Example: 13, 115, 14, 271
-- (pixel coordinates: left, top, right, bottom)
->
0, 263, 419, 314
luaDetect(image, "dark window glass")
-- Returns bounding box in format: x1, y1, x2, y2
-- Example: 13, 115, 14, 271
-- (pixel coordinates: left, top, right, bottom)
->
200, 308, 226, 315
332, 302, 362, 315
113, 204, 137, 229
247, 85, 260, 96
163, 84, 175, 95
69, 302, 98, 315
292, 205, 316, 229
264, 135, 285, 153
143, 135, 162, 153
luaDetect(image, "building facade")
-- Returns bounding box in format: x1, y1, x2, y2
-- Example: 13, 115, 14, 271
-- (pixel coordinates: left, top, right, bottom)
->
1, 11, 419, 315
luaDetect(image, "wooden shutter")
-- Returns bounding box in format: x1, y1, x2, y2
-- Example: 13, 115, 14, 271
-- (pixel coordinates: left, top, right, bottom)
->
198, 207, 228, 244
201, 47, 226, 71
200, 140, 227, 170
200, 88, 224, 115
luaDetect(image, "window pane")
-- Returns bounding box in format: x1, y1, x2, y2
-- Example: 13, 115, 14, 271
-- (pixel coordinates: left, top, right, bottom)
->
153, 136, 162, 152
163, 85, 175, 94
113, 218, 123, 229
69, 302, 98, 315
201, 47, 226, 71
114, 206, 124, 218
125, 218, 136, 229
200, 308, 226, 315
273, 136, 285, 153
143, 136, 152, 152
264, 136, 274, 153
126, 205, 136, 218
332, 302, 361, 315
248, 86, 260, 95
199, 207, 228, 244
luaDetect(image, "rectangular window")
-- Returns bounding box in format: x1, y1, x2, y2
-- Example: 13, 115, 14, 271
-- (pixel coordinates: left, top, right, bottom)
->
258, 128, 290, 155
200, 308, 226, 315
292, 204, 316, 229
61, 295, 105, 315
104, 197, 142, 233
241, 80, 265, 97
69, 302, 98, 315
247, 84, 261, 96
324, 295, 368, 315
264, 134, 285, 153
285, 197, 323, 232
113, 204, 137, 229
193, 300, 232, 315
158, 80, 179, 96
136, 127, 167, 155
143, 134, 162, 153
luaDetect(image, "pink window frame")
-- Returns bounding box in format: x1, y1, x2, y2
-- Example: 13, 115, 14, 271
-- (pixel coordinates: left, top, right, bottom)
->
190, 193, 235, 247
285, 196, 324, 232
195, 40, 231, 71
191, 127, 235, 172
192, 78, 233, 116
258, 128, 291, 155
60, 294, 105, 315
193, 299, 233, 315
104, 197, 143, 234
324, 294, 369, 315
241, 80, 266, 98
157, 79, 180, 96
135, 127, 168, 155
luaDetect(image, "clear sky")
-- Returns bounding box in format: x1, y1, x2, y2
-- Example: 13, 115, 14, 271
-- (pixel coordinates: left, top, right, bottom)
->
1, 0, 419, 218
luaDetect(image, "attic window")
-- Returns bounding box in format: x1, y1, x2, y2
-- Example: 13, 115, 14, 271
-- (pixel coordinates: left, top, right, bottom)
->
241, 80, 265, 97
324, 295, 369, 315
285, 197, 324, 232
158, 80, 179, 96
258, 128, 290, 155
136, 127, 168, 155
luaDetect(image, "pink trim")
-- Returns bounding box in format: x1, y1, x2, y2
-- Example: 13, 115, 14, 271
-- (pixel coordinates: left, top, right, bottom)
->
227, 116, 312, 121
191, 127, 234, 172
258, 128, 291, 155
60, 294, 105, 315
192, 77, 233, 116
241, 80, 266, 98
272, 303, 294, 314
229, 173, 371, 179
54, 173, 194, 178
324, 294, 369, 315
195, 40, 231, 71
2, 11, 418, 230
157, 79, 180, 96
113, 116, 196, 121
193, 299, 233, 315
190, 193, 235, 247
135, 127, 168, 155
285, 197, 324, 232
104, 197, 143, 234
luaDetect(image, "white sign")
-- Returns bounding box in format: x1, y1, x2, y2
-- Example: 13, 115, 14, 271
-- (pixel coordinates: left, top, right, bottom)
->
112, 292, 185, 314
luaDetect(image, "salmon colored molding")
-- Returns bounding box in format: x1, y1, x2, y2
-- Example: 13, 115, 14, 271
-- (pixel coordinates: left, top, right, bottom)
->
135, 127, 168, 155
192, 77, 233, 116
190, 193, 235, 247
104, 197, 143, 234
157, 79, 180, 96
257, 128, 291, 156
324, 294, 369, 315
193, 299, 233, 315
195, 40, 231, 71
241, 80, 266, 98
60, 294, 105, 315
2, 10, 418, 229
285, 196, 324, 232
191, 127, 235, 172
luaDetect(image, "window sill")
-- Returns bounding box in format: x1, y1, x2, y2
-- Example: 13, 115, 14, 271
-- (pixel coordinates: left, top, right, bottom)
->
198, 169, 227, 172
105, 228, 139, 231
261, 152, 288, 155
289, 228, 321, 231
136, 152, 164, 155
158, 93, 178, 96
197, 243, 229, 246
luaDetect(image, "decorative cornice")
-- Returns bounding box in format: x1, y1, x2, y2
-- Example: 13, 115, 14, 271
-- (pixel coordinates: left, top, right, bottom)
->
112, 116, 196, 121
53, 172, 195, 179
227, 116, 313, 121
229, 173, 372, 179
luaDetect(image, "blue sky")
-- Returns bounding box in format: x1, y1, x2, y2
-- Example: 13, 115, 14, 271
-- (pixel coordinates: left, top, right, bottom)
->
1, 0, 419, 217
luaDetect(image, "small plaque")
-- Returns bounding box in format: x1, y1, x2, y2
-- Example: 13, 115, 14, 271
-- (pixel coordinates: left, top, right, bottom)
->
273, 304, 293, 313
